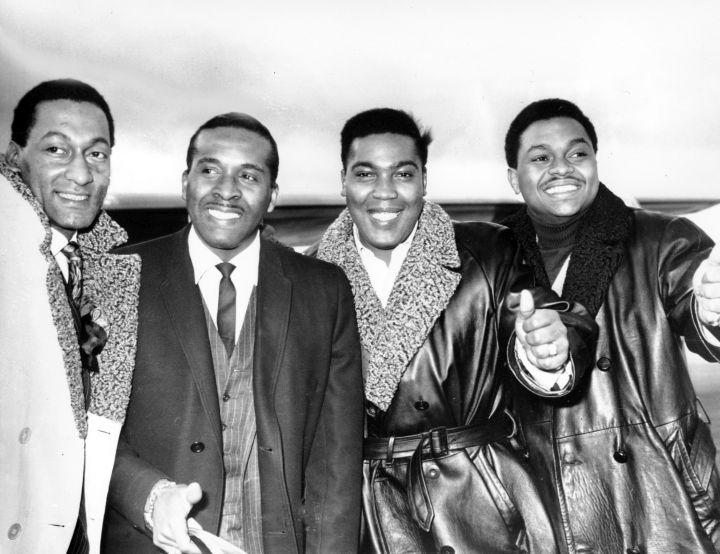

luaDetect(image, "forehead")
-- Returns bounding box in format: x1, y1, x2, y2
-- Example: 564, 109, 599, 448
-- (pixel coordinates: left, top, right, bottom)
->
347, 133, 420, 165
29, 100, 110, 142
193, 127, 272, 166
519, 117, 591, 150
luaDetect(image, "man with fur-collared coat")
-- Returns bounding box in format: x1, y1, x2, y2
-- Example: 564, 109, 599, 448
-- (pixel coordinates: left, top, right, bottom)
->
0, 80, 139, 554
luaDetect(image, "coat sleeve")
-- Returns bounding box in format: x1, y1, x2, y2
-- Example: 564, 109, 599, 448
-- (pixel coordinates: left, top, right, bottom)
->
660, 216, 720, 362
107, 434, 170, 533
302, 268, 364, 553
497, 243, 599, 398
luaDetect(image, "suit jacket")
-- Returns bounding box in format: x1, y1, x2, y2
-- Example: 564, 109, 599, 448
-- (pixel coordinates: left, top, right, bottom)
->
0, 162, 140, 554
104, 226, 364, 553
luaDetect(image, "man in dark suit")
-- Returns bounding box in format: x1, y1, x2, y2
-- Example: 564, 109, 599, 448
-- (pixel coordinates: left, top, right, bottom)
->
104, 113, 364, 554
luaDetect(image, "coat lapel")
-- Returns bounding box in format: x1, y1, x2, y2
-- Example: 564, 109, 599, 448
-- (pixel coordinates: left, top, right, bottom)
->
254, 240, 291, 407
159, 227, 222, 450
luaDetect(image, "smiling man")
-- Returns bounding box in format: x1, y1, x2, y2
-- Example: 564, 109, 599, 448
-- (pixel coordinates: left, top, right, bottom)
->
315, 108, 597, 552
104, 113, 363, 554
0, 79, 140, 554
502, 98, 720, 553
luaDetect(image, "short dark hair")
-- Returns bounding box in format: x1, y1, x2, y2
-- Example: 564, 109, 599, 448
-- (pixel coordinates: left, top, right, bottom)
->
11, 79, 115, 147
504, 98, 597, 168
186, 112, 279, 182
340, 108, 432, 168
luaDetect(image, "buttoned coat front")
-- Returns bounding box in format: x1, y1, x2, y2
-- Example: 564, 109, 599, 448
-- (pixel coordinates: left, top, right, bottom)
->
103, 226, 364, 554
507, 204, 720, 553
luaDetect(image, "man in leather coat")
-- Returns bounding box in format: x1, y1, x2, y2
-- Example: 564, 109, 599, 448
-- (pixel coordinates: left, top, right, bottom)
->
503, 98, 720, 553
314, 108, 598, 553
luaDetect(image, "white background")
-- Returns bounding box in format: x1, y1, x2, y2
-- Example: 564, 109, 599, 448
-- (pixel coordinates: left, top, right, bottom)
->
1, 0, 719, 207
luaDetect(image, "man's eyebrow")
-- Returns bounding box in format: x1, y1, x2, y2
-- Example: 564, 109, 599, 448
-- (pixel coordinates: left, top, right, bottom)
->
526, 137, 590, 151
349, 159, 419, 171
195, 157, 266, 173
40, 131, 111, 148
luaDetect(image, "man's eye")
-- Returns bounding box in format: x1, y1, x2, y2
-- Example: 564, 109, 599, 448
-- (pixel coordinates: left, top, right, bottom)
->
201, 167, 219, 175
396, 172, 414, 179
240, 173, 257, 182
570, 151, 588, 159
46, 146, 65, 155
355, 171, 373, 179
88, 151, 108, 161
530, 155, 549, 163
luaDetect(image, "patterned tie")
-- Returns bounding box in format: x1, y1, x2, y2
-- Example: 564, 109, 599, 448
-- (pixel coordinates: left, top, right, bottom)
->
217, 262, 237, 356
61, 241, 83, 310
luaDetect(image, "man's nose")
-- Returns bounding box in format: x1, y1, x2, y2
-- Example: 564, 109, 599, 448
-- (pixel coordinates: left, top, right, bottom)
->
549, 157, 573, 175
372, 173, 398, 199
214, 173, 242, 199
64, 155, 94, 186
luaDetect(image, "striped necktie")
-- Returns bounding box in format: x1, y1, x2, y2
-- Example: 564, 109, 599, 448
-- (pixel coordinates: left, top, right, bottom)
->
61, 241, 83, 310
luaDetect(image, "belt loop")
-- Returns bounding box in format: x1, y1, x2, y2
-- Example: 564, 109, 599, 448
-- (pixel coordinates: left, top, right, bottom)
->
385, 435, 396, 465
430, 427, 449, 457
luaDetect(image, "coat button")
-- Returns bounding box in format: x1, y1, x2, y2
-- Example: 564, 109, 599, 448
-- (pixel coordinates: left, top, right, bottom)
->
427, 467, 440, 479
414, 400, 429, 411
365, 403, 378, 418
613, 449, 629, 463
596, 357, 611, 371
221, 423, 227, 431
7, 523, 21, 540
18, 427, 31, 444
626, 548, 641, 554
222, 393, 230, 402
440, 547, 455, 554
190, 442, 205, 453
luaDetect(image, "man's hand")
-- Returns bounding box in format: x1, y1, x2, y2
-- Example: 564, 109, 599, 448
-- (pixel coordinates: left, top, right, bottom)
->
693, 245, 720, 327
514, 289, 569, 371
150, 482, 203, 554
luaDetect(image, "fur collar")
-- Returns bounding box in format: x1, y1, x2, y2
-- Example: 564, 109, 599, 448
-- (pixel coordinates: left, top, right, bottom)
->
502, 183, 632, 317
1, 156, 140, 437
318, 201, 461, 410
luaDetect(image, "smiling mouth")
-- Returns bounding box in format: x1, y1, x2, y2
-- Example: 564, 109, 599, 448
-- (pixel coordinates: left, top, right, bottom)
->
544, 182, 580, 196
57, 192, 89, 202
208, 208, 240, 220
369, 210, 401, 222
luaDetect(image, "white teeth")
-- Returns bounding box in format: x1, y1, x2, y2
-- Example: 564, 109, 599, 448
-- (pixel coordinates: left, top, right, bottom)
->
208, 208, 239, 220
370, 211, 399, 222
546, 184, 578, 195
58, 192, 88, 201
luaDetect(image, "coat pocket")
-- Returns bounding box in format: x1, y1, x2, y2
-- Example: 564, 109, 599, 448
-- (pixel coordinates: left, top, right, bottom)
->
670, 416, 720, 542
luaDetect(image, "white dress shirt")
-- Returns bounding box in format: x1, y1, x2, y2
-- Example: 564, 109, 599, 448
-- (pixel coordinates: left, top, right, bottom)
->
353, 222, 418, 308
188, 226, 259, 343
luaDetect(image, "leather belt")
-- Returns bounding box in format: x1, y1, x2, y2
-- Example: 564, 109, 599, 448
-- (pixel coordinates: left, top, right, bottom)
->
363, 410, 516, 462
364, 410, 517, 532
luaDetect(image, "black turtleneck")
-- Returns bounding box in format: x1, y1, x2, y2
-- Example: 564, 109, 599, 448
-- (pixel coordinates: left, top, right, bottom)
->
526, 207, 587, 286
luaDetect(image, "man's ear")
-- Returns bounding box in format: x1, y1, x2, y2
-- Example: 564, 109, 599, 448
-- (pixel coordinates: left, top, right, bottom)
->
266, 182, 279, 214
422, 167, 428, 196
6, 141, 22, 171
181, 170, 189, 200
340, 169, 347, 197
507, 168, 520, 195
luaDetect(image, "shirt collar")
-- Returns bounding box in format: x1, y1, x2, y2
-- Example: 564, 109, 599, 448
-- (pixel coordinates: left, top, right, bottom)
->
50, 228, 78, 257
187, 225, 260, 285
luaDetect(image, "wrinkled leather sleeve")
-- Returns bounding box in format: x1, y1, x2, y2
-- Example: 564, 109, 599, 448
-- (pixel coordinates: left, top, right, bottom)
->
502, 285, 599, 398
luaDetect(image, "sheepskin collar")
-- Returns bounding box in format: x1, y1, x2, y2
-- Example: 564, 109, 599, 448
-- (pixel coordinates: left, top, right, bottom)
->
1, 155, 140, 437
318, 201, 461, 411
502, 183, 632, 317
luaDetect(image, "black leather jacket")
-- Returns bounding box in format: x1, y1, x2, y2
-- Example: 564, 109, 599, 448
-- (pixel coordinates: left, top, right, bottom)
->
513, 210, 720, 554
361, 222, 597, 553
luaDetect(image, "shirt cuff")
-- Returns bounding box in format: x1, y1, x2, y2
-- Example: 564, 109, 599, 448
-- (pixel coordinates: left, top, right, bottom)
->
514, 340, 573, 392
